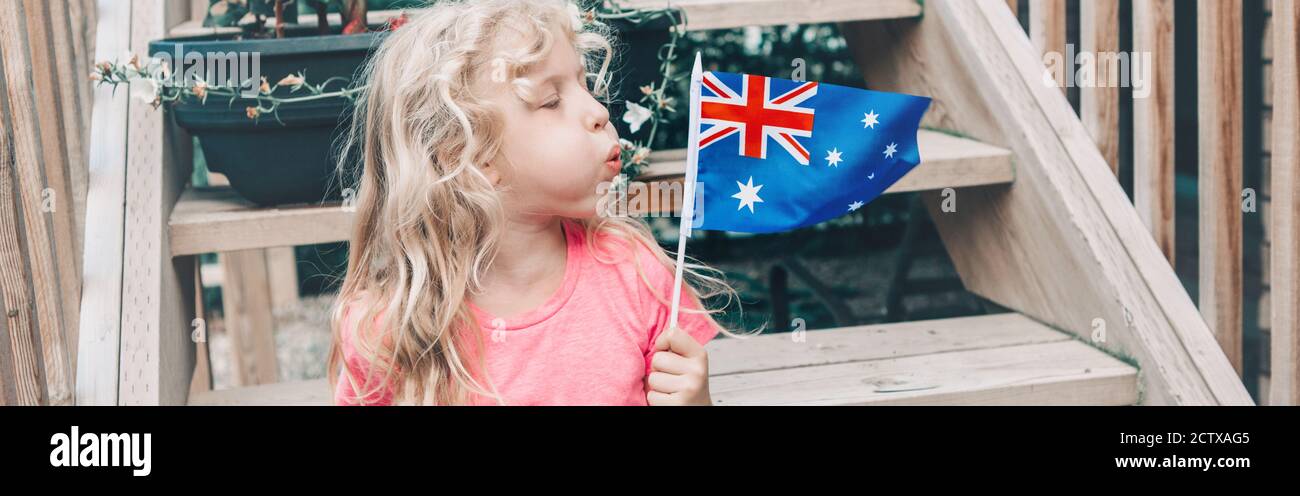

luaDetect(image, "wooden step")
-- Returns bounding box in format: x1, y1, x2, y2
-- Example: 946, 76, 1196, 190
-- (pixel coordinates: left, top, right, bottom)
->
630, 129, 1013, 214
168, 130, 1011, 256
169, 188, 355, 256
617, 0, 922, 31
170, 1, 924, 38
189, 379, 331, 406
186, 313, 1137, 406
707, 313, 1139, 406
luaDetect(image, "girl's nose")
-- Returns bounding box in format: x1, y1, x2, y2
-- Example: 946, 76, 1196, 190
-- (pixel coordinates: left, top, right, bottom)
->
586, 97, 610, 132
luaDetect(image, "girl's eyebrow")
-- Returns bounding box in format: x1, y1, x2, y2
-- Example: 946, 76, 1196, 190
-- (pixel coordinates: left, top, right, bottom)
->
540, 64, 586, 86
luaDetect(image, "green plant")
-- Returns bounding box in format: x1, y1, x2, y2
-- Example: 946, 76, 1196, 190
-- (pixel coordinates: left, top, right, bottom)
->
203, 0, 375, 37
97, 0, 685, 181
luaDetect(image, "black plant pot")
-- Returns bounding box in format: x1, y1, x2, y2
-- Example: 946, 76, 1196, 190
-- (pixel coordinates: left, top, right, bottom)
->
149, 28, 386, 207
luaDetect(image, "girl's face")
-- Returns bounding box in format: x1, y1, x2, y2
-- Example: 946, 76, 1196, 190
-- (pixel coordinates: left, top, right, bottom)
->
481, 32, 622, 219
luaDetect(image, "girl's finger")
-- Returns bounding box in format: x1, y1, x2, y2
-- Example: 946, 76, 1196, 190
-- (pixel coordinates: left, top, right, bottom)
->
646, 390, 675, 406
649, 349, 694, 375
665, 327, 705, 359
646, 371, 686, 393
653, 325, 678, 352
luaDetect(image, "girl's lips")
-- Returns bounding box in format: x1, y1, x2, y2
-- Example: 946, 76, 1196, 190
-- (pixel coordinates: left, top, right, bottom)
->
604, 143, 622, 173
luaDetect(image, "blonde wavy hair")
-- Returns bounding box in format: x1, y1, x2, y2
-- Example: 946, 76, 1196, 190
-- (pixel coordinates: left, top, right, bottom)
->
327, 0, 750, 406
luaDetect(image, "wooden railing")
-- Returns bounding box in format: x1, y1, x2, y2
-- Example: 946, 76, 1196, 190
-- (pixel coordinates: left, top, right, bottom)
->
1009, 0, 1297, 405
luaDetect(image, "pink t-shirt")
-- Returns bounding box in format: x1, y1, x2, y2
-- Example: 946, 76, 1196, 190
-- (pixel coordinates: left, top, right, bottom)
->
334, 219, 722, 405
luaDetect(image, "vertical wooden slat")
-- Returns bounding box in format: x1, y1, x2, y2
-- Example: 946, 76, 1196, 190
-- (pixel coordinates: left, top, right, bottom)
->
76, 0, 130, 406
1133, 0, 1176, 264
49, 0, 89, 269
1030, 0, 1068, 95
222, 249, 279, 386
266, 246, 299, 312
0, 80, 45, 406
1081, 0, 1121, 175
189, 261, 211, 396
1198, 0, 1244, 375
22, 0, 84, 370
1270, 0, 1300, 406
118, 0, 196, 405
0, 0, 75, 405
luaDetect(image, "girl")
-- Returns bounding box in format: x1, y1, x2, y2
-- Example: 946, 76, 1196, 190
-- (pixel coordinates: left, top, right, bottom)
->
327, 0, 751, 406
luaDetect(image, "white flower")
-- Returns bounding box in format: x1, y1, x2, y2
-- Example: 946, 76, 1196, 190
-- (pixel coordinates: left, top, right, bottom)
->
623, 102, 652, 134
130, 77, 160, 105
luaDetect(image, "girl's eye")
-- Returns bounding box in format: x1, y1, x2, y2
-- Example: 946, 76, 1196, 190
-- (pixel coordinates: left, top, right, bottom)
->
542, 97, 561, 109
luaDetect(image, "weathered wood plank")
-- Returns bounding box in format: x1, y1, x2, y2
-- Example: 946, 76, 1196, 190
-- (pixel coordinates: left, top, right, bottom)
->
1198, 0, 1244, 374
189, 378, 329, 406
1133, 0, 1176, 264
1029, 0, 1067, 95
221, 249, 279, 387
617, 0, 922, 31
0, 95, 44, 405
46, 0, 89, 272
169, 188, 355, 256
22, 0, 85, 376
1270, 0, 1300, 406
711, 340, 1138, 406
76, 0, 130, 406
708, 313, 1067, 376
0, 0, 75, 405
118, 0, 196, 405
1081, 0, 1120, 175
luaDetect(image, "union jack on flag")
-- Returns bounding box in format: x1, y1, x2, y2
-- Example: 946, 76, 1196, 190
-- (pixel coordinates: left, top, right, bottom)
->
686, 70, 931, 234
699, 73, 819, 165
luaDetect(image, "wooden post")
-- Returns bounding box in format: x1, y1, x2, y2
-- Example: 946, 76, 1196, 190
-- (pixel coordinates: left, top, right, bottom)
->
1198, 0, 1244, 375
1030, 0, 1067, 95
1133, 0, 1177, 265
1270, 0, 1299, 406
1081, 0, 1121, 175
118, 0, 196, 405
77, 0, 130, 406
222, 249, 279, 386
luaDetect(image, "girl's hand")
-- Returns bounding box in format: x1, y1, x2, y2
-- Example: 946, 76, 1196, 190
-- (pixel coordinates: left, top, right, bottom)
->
646, 326, 712, 406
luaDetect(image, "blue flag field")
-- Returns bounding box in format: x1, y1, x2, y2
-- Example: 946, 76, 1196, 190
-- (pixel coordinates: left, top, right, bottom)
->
686, 71, 931, 234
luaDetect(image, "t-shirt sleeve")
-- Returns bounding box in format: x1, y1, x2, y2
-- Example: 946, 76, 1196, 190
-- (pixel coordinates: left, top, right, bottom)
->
334, 305, 395, 406
638, 246, 723, 377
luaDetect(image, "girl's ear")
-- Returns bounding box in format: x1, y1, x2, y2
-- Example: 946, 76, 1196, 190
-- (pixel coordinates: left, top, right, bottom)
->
480, 160, 503, 186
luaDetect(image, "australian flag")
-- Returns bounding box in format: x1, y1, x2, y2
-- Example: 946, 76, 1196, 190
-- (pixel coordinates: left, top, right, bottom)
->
686, 71, 931, 234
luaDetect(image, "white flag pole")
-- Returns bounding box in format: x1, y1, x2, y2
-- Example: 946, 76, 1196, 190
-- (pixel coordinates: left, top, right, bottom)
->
668, 52, 703, 332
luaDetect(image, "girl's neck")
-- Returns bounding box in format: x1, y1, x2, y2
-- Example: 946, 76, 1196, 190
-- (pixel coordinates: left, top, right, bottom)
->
481, 214, 568, 292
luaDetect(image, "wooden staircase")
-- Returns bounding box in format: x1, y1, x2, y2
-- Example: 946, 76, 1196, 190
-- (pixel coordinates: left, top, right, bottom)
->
190, 313, 1138, 406
80, 0, 1251, 406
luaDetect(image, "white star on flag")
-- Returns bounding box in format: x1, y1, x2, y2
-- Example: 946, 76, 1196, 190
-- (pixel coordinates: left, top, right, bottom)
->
847, 200, 864, 212
883, 142, 898, 159
825, 148, 843, 167
861, 110, 879, 129
732, 176, 764, 213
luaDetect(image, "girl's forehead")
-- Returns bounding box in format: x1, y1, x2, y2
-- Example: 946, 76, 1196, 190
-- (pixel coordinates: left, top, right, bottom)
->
477, 32, 581, 100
